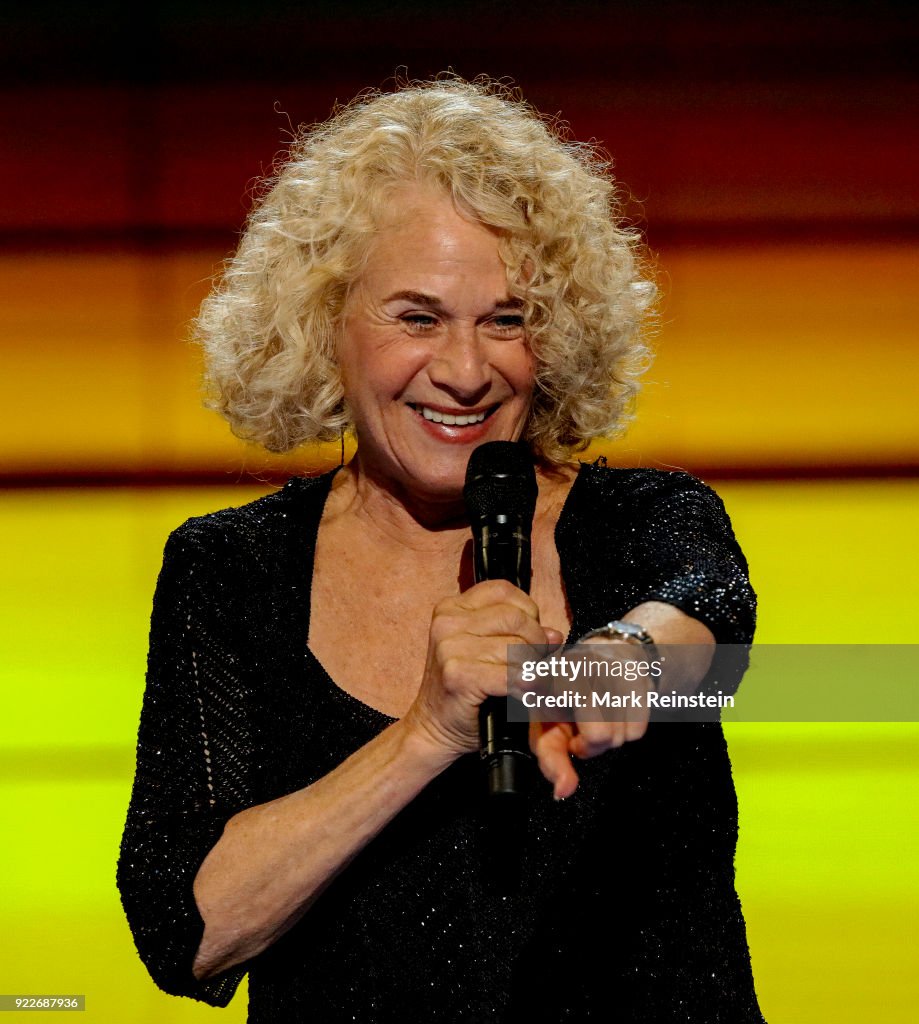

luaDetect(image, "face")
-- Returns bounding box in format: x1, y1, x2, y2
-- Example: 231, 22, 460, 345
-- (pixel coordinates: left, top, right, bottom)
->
338, 186, 535, 502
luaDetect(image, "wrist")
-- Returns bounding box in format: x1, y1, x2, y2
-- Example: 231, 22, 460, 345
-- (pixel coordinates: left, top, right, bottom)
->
575, 620, 660, 691
394, 713, 465, 775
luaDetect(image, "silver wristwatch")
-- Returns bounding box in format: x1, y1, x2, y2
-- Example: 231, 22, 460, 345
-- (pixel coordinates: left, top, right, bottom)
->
577, 620, 656, 649
575, 621, 660, 691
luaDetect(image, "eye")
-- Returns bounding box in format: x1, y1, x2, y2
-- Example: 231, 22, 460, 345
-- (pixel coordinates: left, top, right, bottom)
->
400, 313, 439, 332
490, 314, 526, 335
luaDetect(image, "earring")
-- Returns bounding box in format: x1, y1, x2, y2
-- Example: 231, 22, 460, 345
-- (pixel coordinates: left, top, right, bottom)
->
340, 427, 345, 467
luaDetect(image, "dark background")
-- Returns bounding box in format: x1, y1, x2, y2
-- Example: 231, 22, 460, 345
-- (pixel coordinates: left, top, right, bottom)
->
6, 0, 917, 247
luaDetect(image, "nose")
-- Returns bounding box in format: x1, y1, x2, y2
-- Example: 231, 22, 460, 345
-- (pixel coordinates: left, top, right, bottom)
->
426, 322, 491, 401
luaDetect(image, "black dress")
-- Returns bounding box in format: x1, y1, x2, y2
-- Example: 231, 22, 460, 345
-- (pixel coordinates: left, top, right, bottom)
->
117, 462, 765, 1022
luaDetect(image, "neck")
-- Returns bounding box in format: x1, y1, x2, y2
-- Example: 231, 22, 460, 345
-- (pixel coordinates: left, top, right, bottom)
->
326, 454, 579, 554
329, 457, 471, 553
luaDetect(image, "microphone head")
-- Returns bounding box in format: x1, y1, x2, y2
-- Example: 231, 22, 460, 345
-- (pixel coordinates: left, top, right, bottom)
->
463, 441, 538, 522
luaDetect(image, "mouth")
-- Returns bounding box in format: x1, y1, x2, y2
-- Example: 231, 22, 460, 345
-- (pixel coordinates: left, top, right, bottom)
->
407, 402, 501, 442
408, 403, 498, 426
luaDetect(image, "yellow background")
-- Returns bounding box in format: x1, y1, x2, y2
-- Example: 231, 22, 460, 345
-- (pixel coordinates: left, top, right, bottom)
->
1, 239, 917, 1021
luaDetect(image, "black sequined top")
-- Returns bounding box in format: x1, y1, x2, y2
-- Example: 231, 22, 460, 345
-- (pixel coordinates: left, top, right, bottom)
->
117, 463, 765, 1022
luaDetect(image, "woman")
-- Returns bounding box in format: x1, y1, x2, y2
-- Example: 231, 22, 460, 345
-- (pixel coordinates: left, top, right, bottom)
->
118, 78, 764, 1021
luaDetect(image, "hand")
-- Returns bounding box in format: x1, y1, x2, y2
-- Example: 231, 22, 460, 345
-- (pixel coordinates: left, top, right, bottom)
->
529, 639, 654, 800
403, 579, 565, 763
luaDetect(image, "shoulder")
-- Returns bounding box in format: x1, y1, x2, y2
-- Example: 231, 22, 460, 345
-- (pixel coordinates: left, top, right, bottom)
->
563, 461, 741, 553
163, 473, 333, 574
571, 460, 726, 514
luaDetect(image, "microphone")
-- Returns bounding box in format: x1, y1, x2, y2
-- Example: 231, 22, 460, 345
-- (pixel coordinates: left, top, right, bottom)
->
463, 441, 538, 799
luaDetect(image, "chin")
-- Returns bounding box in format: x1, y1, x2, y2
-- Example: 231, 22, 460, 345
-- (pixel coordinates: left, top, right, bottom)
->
366, 417, 529, 501
403, 461, 469, 503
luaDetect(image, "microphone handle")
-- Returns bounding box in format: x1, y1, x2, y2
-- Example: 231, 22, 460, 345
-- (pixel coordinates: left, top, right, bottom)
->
471, 519, 531, 592
473, 515, 534, 799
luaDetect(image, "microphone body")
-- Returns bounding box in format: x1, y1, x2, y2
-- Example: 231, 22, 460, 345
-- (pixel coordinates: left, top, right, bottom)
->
464, 442, 538, 799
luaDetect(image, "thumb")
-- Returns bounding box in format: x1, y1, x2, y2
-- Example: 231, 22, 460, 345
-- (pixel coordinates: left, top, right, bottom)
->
542, 627, 566, 648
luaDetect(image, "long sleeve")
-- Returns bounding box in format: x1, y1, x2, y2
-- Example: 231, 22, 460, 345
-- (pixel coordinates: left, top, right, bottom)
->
110, 471, 764, 1020
622, 470, 756, 645
117, 523, 251, 1006
560, 465, 757, 646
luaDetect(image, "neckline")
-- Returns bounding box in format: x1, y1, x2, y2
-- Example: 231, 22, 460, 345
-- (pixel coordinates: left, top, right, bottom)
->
291, 462, 591, 723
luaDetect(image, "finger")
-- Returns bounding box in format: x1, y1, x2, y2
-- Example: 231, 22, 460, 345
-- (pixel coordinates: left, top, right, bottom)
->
509, 627, 566, 692
460, 604, 553, 650
453, 579, 540, 620
531, 722, 580, 800
623, 716, 649, 742
568, 721, 626, 759
542, 627, 566, 647
438, 658, 520, 709
437, 643, 561, 703
439, 629, 552, 668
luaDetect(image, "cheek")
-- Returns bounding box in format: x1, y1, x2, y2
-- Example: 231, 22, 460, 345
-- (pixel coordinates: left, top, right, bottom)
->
339, 335, 431, 411
338, 320, 387, 394
503, 340, 537, 394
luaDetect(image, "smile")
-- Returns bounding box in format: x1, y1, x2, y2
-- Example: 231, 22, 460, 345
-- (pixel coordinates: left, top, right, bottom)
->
408, 403, 497, 427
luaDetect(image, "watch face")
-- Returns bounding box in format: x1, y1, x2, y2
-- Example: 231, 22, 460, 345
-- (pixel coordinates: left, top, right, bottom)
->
578, 621, 654, 646
609, 621, 653, 645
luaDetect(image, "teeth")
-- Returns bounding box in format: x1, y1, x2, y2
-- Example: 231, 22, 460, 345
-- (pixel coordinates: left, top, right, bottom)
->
418, 406, 488, 426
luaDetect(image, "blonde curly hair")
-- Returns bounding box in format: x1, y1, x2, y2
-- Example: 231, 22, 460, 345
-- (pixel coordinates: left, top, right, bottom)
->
194, 76, 655, 465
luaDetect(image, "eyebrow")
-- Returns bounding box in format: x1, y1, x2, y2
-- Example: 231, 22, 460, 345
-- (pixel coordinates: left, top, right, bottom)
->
382, 290, 524, 312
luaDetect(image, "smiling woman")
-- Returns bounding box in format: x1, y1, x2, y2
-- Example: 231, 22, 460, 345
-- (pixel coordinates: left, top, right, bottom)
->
117, 76, 765, 1022
193, 79, 652, 466
337, 185, 535, 500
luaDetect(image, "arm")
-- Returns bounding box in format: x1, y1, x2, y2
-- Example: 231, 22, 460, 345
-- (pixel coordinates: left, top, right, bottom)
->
534, 471, 756, 798
191, 717, 453, 979
614, 598, 717, 694
192, 579, 557, 978
623, 472, 757, 647
117, 526, 251, 1006
121, 529, 554, 986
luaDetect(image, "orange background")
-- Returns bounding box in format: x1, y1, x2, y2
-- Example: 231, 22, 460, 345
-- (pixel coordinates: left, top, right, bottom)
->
2, 5, 917, 482
1, 4, 917, 1021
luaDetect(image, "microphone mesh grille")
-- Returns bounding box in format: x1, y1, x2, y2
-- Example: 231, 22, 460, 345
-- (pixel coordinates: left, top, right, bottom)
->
463, 442, 537, 520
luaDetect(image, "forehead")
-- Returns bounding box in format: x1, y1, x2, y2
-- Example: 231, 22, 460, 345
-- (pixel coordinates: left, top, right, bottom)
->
361, 184, 506, 279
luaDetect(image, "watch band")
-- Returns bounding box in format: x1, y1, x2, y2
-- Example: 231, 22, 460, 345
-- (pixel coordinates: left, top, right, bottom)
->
576, 620, 660, 690
577, 620, 656, 647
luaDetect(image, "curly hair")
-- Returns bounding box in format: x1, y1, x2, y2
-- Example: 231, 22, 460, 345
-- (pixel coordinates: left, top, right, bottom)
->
194, 76, 655, 465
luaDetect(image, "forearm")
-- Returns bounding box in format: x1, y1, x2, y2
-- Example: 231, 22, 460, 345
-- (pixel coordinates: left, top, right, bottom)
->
192, 717, 453, 979
534, 601, 717, 798
620, 601, 715, 694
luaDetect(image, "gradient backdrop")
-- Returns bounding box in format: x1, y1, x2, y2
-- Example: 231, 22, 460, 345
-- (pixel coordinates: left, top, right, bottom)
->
2, 2, 917, 1020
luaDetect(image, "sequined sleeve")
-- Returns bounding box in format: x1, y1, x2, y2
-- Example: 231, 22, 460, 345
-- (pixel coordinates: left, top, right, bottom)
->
622, 470, 756, 645
563, 466, 756, 647
117, 524, 250, 1007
